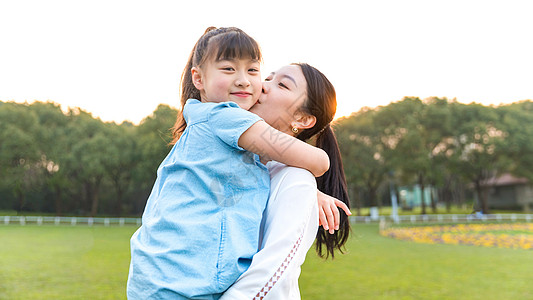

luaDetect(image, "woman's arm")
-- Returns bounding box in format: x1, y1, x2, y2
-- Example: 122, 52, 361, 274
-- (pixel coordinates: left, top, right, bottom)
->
221, 164, 318, 300
238, 120, 329, 177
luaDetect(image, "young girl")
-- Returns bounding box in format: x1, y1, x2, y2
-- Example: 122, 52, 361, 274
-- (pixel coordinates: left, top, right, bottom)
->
127, 27, 329, 299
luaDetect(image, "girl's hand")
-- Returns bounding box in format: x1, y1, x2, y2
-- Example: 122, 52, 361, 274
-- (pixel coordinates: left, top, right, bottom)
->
317, 190, 351, 234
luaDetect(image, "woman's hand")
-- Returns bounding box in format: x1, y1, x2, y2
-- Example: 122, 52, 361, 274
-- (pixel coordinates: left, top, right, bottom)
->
317, 190, 351, 234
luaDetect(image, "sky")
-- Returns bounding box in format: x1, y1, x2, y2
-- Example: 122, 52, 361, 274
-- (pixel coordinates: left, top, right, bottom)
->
1, 0, 532, 124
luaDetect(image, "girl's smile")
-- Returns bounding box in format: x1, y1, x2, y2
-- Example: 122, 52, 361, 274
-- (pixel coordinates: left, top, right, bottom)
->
231, 91, 254, 98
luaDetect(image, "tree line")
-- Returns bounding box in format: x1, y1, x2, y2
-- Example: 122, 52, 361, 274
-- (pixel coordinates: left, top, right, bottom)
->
1, 98, 532, 216
334, 97, 533, 215
0, 101, 177, 216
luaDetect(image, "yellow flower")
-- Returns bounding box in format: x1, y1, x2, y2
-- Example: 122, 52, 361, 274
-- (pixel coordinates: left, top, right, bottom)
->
381, 223, 533, 250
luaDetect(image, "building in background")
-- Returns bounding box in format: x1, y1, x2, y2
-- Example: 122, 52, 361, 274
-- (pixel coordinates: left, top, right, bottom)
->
483, 174, 533, 212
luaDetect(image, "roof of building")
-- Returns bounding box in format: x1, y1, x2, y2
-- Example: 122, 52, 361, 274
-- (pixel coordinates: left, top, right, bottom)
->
482, 173, 530, 187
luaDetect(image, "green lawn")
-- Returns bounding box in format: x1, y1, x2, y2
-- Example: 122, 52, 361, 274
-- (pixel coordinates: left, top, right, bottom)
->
301, 224, 533, 300
0, 225, 136, 300
1, 224, 532, 299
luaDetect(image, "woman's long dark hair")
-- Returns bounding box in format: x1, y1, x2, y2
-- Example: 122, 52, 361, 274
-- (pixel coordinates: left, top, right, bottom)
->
295, 63, 351, 259
170, 26, 262, 144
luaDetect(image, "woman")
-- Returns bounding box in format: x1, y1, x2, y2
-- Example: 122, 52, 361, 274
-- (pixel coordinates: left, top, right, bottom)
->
221, 63, 351, 299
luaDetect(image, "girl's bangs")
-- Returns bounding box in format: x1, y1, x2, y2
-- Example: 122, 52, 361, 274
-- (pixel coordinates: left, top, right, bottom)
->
212, 31, 262, 62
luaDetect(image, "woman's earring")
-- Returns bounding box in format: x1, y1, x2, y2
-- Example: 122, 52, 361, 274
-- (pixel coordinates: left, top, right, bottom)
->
292, 127, 299, 134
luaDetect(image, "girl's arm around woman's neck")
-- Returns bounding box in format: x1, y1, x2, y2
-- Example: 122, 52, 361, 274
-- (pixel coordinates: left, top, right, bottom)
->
238, 120, 330, 177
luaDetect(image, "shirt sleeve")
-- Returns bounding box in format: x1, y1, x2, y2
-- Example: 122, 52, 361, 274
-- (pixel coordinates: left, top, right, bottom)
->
208, 102, 262, 150
220, 166, 319, 300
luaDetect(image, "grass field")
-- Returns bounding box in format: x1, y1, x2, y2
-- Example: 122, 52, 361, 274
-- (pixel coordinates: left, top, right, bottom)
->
1, 224, 532, 299
0, 226, 135, 299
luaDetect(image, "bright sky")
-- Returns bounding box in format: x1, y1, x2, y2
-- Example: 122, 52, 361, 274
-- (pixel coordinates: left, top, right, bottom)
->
1, 0, 532, 124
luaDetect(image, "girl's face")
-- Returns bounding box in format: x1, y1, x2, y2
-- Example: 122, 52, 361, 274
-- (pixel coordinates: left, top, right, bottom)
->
249, 65, 308, 134
193, 57, 262, 110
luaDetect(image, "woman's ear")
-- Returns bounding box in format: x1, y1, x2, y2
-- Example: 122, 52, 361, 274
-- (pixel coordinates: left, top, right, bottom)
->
191, 67, 203, 90
292, 113, 317, 131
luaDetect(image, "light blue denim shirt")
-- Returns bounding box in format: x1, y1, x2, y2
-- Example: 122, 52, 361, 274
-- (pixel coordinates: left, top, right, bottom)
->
128, 99, 270, 299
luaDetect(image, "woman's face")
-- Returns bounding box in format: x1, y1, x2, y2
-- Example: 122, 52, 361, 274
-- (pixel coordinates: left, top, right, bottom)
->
249, 65, 308, 134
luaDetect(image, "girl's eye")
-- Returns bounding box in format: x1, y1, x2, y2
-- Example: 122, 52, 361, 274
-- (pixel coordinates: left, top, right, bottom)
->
279, 82, 288, 89
249, 68, 259, 73
222, 67, 235, 71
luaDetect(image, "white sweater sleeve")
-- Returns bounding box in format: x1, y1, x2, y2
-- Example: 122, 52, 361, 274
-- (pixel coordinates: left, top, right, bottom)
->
220, 163, 319, 300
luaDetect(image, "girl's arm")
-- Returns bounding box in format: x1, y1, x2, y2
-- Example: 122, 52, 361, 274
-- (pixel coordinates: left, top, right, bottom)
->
238, 120, 329, 177
317, 190, 352, 234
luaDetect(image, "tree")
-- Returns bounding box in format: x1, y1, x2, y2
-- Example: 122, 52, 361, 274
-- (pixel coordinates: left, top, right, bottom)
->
447, 103, 508, 214
63, 109, 109, 216
102, 122, 139, 216
0, 103, 41, 211
4, 98, 530, 216
372, 97, 454, 214
28, 101, 70, 214
0, 101, 179, 216
132, 104, 177, 213
335, 107, 391, 213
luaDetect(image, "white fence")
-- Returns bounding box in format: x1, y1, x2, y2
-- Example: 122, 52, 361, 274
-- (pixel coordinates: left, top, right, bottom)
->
349, 213, 533, 224
2, 214, 533, 226
1, 215, 141, 226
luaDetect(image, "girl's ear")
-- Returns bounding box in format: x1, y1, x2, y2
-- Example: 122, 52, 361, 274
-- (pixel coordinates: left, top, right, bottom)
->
191, 67, 203, 90
292, 113, 316, 131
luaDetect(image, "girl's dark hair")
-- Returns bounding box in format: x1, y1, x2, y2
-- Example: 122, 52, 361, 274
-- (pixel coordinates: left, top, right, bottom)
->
294, 63, 351, 259
171, 27, 262, 144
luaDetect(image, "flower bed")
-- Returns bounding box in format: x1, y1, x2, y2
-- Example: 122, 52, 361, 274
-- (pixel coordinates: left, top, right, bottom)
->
381, 223, 533, 250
